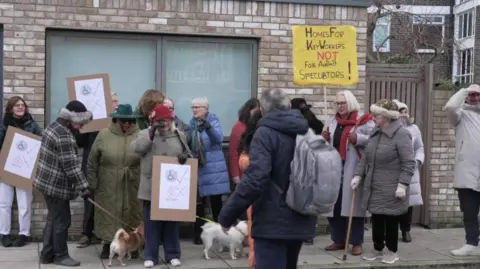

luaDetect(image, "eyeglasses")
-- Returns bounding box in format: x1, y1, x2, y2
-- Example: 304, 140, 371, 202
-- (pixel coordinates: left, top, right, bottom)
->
191, 106, 206, 110
14, 104, 25, 108
119, 119, 136, 124
335, 101, 347, 106
166, 106, 174, 111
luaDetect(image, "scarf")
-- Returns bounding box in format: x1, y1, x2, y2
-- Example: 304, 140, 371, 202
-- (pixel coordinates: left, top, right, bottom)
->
334, 111, 373, 160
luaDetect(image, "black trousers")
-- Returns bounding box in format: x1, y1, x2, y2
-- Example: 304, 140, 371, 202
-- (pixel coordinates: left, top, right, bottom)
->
255, 238, 303, 269
82, 197, 95, 238
457, 188, 480, 246
194, 195, 223, 238
40, 195, 72, 261
399, 207, 413, 232
371, 214, 400, 253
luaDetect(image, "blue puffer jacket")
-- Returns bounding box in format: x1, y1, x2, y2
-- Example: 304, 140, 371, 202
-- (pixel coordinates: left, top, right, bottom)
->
189, 113, 230, 197
219, 109, 316, 240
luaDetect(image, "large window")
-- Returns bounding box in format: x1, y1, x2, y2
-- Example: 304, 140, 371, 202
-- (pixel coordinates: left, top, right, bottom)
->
456, 48, 474, 84
373, 15, 391, 52
457, 9, 475, 39
412, 15, 445, 53
46, 32, 258, 136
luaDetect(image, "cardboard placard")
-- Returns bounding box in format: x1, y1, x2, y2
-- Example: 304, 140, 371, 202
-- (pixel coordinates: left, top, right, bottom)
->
0, 127, 42, 190
67, 73, 113, 133
151, 156, 198, 222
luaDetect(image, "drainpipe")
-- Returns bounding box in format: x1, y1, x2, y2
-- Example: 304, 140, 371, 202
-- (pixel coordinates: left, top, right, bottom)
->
449, 0, 455, 81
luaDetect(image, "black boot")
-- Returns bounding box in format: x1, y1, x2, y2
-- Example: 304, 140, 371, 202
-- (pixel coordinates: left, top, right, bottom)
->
100, 243, 110, 259
13, 235, 28, 247
402, 231, 412, 243
131, 250, 139, 259
1, 234, 13, 247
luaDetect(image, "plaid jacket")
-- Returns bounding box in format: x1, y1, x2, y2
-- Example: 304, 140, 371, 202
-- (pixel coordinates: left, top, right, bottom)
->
33, 118, 89, 200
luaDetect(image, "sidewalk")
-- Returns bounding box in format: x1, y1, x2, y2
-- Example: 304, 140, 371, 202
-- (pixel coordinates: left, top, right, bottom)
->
2, 228, 480, 269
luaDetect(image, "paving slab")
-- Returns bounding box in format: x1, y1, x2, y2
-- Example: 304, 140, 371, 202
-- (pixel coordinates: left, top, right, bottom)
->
2, 228, 480, 269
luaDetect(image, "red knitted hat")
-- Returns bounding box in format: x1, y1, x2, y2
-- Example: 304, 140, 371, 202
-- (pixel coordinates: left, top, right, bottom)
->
152, 105, 174, 122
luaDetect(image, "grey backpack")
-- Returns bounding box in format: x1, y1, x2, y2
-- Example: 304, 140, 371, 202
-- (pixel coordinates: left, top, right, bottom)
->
278, 128, 342, 216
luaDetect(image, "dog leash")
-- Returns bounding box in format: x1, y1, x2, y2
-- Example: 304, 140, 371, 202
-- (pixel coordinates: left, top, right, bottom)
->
87, 198, 136, 231
196, 216, 247, 237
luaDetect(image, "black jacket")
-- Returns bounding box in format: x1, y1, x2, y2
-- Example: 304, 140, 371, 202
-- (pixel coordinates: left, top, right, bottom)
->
219, 109, 316, 240
76, 131, 99, 175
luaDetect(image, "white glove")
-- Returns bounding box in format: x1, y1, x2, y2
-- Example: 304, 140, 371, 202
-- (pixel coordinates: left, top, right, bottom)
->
351, 176, 361, 190
395, 184, 407, 199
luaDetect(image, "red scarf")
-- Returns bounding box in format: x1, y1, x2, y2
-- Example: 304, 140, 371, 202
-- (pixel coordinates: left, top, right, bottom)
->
334, 111, 373, 160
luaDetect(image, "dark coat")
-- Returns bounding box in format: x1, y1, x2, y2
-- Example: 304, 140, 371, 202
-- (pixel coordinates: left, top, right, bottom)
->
0, 113, 42, 149
76, 131, 99, 175
219, 109, 317, 241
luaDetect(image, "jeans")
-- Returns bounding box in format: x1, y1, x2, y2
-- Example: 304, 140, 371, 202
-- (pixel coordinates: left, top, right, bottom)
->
457, 188, 480, 246
371, 214, 399, 253
40, 195, 71, 261
327, 184, 364, 245
144, 201, 181, 264
194, 195, 223, 238
255, 238, 303, 269
399, 207, 413, 232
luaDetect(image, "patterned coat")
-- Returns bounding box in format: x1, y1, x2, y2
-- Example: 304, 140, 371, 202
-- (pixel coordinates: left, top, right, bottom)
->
87, 121, 142, 241
34, 111, 89, 200
355, 119, 416, 216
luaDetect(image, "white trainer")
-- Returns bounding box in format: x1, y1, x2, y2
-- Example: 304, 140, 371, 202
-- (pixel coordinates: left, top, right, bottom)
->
144, 260, 154, 268
363, 249, 383, 261
451, 244, 476, 256
381, 250, 399, 264
170, 258, 182, 267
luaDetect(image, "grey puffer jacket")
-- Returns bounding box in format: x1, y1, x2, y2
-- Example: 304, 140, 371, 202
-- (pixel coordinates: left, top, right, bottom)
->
132, 128, 192, 201
404, 122, 424, 206
444, 88, 480, 191
355, 119, 416, 216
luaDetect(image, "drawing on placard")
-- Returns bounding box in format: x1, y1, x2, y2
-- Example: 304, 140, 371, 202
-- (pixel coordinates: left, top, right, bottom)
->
4, 133, 41, 179
159, 163, 191, 210
74, 78, 107, 120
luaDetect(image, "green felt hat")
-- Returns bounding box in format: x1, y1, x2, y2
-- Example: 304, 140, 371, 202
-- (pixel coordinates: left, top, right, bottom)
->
110, 104, 142, 119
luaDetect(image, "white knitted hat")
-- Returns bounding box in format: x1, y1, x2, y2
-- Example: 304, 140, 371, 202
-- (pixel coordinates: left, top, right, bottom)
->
370, 99, 400, 119
392, 99, 408, 111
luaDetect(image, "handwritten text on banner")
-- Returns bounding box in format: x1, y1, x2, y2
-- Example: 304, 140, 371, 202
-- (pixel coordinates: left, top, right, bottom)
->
292, 25, 359, 86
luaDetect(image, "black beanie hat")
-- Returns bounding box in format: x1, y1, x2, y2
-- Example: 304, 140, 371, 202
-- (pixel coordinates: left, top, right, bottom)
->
59, 100, 93, 125
65, 100, 88, 113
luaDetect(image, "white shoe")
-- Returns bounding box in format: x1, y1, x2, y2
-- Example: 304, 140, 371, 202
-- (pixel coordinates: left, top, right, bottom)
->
381, 251, 399, 264
451, 244, 476, 256
170, 258, 181, 267
363, 249, 383, 261
144, 260, 154, 268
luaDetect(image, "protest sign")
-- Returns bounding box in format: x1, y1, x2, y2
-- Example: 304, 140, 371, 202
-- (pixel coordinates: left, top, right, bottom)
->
0, 127, 42, 190
151, 156, 199, 222
67, 73, 113, 133
292, 25, 358, 86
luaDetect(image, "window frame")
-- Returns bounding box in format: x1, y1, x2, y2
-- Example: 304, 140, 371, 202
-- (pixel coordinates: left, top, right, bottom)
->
455, 48, 474, 84
372, 15, 391, 53
457, 9, 475, 40
412, 15, 445, 54
45, 30, 259, 141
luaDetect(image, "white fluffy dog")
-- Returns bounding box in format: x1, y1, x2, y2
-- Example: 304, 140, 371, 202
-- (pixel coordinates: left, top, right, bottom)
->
200, 221, 248, 260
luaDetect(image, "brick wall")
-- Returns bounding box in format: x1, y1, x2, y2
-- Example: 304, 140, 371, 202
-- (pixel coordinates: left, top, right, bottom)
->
0, 0, 368, 239
428, 90, 462, 228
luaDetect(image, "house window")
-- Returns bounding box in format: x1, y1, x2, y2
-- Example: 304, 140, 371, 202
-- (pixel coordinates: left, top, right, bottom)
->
456, 48, 474, 84
373, 15, 390, 52
457, 9, 475, 39
412, 15, 445, 53
46, 32, 258, 136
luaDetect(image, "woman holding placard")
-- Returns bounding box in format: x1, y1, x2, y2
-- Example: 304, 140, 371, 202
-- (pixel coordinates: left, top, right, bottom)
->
0, 96, 42, 248
132, 104, 192, 268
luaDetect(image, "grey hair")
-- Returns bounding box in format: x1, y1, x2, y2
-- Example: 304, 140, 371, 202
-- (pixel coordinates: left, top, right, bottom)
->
192, 97, 209, 108
111, 92, 117, 97
164, 97, 174, 108
259, 89, 291, 113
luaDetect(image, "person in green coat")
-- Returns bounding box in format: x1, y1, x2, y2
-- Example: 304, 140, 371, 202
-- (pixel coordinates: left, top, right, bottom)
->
87, 104, 143, 259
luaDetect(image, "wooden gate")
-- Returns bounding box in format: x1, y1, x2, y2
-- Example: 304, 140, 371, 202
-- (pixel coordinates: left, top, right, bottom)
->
365, 63, 434, 227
